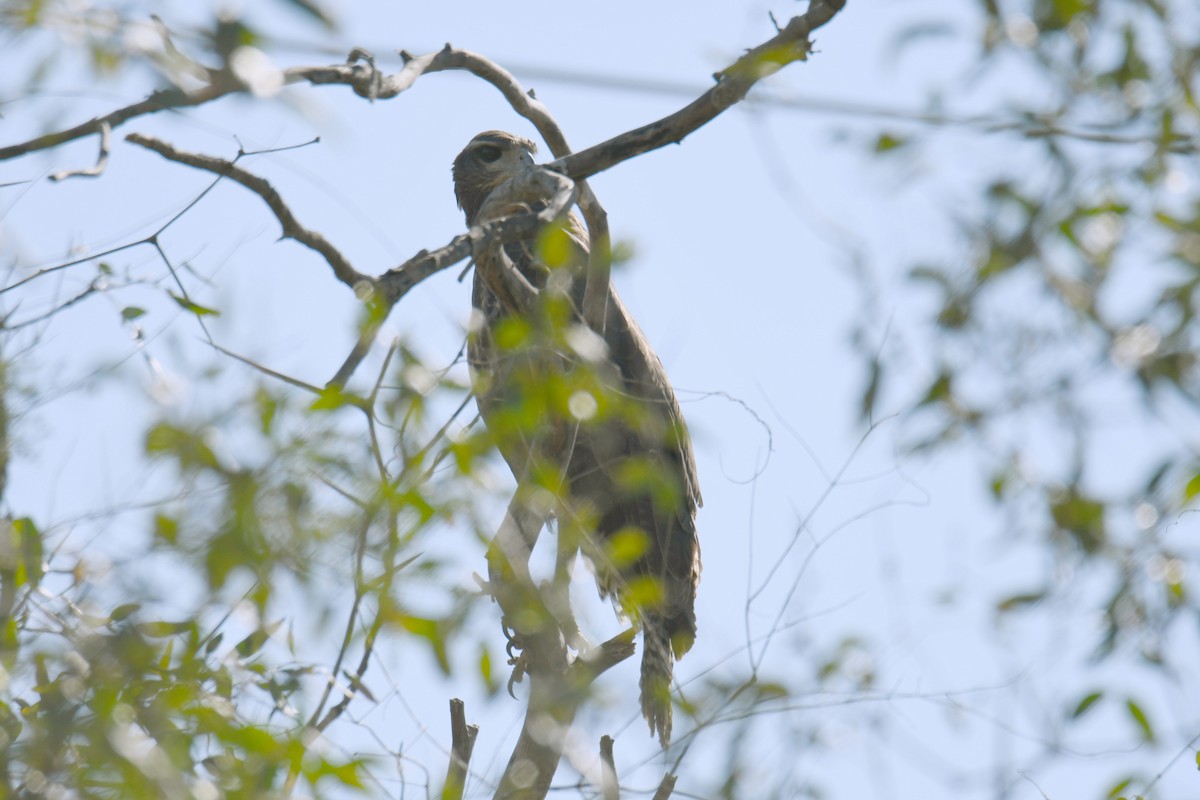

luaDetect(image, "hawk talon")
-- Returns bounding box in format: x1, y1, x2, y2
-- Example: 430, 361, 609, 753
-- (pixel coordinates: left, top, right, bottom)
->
506, 651, 528, 697
499, 616, 524, 660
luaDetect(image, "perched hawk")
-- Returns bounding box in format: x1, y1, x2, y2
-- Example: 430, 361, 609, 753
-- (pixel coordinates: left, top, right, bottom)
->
452, 131, 701, 746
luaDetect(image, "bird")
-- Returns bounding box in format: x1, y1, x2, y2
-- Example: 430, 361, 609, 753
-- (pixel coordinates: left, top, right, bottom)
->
452, 130, 701, 747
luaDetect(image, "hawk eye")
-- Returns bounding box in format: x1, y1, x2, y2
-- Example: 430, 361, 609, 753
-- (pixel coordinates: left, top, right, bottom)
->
476, 144, 502, 163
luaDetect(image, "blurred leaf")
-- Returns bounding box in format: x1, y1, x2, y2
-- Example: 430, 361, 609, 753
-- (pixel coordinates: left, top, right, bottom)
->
606, 527, 650, 568
120, 306, 145, 321
276, 0, 337, 29
255, 387, 278, 435
536, 220, 576, 268
0, 700, 22, 744
395, 615, 450, 674
109, 603, 141, 623
139, 620, 193, 637
479, 644, 499, 695
168, 292, 220, 317
873, 133, 908, 153
1184, 472, 1200, 503
236, 620, 282, 659
145, 423, 221, 471
1107, 777, 1132, 799
1050, 488, 1106, 553
12, 517, 44, 590
1125, 698, 1154, 743
997, 591, 1046, 612
1069, 690, 1102, 719
154, 514, 179, 544
310, 385, 356, 411
623, 576, 665, 610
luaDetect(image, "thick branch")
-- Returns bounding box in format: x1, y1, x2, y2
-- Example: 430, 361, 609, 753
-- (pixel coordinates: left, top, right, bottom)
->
494, 629, 636, 800
125, 133, 371, 292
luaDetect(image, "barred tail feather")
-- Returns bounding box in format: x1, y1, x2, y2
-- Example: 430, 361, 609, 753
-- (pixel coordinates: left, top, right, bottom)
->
640, 617, 674, 748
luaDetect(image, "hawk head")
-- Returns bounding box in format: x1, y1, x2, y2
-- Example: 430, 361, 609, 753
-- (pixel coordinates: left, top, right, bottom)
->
452, 130, 538, 225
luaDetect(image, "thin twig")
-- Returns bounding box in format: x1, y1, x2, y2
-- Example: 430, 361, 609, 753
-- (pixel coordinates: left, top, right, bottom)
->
49, 121, 111, 181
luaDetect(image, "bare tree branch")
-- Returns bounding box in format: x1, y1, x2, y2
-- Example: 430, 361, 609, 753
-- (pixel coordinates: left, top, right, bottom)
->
443, 698, 480, 800
599, 735, 619, 800
125, 133, 372, 292
550, 0, 847, 182
651, 773, 677, 800
4, 0, 848, 390
494, 629, 636, 800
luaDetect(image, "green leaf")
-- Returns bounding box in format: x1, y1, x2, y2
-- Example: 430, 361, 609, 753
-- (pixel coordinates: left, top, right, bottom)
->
145, 422, 221, 470
1184, 472, 1200, 502
606, 527, 650, 568
120, 306, 146, 321
873, 133, 908, 153
0, 700, 22, 745
236, 620, 282, 658
154, 514, 179, 544
479, 644, 498, 695
255, 387, 278, 435
138, 620, 193, 637
109, 603, 141, 622
1070, 691, 1102, 719
396, 615, 450, 674
996, 591, 1045, 612
536, 220, 577, 268
12, 518, 44, 590
1050, 489, 1107, 553
310, 385, 355, 411
1126, 698, 1155, 742
168, 292, 221, 317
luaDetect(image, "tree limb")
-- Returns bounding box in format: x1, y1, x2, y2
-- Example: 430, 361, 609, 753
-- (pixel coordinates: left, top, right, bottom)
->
550, 0, 847, 182
494, 629, 636, 800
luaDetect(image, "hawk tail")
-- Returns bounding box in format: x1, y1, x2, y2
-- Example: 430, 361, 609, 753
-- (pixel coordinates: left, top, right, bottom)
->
640, 615, 675, 748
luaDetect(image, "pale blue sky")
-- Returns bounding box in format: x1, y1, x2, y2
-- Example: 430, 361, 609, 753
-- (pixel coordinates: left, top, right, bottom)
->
3, 1, 1195, 797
